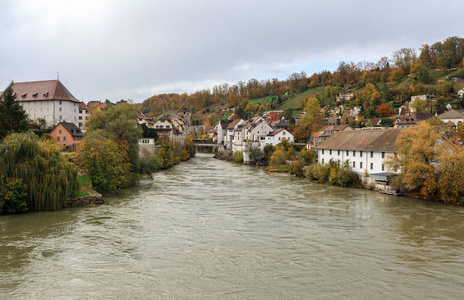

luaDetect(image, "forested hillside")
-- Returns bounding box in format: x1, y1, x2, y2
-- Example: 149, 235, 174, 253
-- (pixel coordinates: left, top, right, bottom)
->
140, 36, 464, 121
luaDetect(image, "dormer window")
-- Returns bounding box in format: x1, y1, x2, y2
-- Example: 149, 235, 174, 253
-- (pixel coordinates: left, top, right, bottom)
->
21, 93, 27, 97
32, 92, 38, 97
43, 92, 49, 97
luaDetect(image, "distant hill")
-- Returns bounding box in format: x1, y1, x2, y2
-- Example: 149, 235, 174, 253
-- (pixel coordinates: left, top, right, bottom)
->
140, 36, 464, 122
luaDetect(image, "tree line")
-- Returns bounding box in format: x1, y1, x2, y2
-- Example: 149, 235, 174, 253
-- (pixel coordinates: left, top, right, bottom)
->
140, 36, 464, 118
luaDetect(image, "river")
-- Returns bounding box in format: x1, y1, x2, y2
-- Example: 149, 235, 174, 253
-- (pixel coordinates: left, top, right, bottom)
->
1, 153, 463, 299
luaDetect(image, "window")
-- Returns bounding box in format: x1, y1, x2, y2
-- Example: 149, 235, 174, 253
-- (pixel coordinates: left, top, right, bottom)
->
353, 161, 355, 168
59, 129, 62, 134
79, 116, 82, 120
382, 164, 385, 171
73, 137, 76, 141
59, 107, 62, 112
382, 152, 385, 158
338, 150, 340, 156
353, 151, 356, 157
346, 150, 349, 156
322, 149, 324, 155
63, 136, 66, 141
329, 150, 332, 155
370, 151, 373, 158
59, 115, 62, 120
370, 163, 373, 170
59, 101, 62, 105
57, 136, 60, 141
282, 131, 286, 135
360, 162, 363, 169
79, 110, 82, 114
360, 151, 363, 157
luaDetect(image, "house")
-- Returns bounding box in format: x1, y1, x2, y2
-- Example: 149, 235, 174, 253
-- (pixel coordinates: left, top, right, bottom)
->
139, 138, 156, 158
78, 102, 89, 131
245, 116, 274, 143
153, 116, 173, 138
438, 109, 464, 126
2, 80, 80, 127
457, 88, 464, 98
263, 110, 285, 121
393, 112, 433, 128
336, 93, 355, 102
175, 108, 191, 126
224, 119, 244, 149
270, 119, 290, 130
312, 124, 354, 146
217, 119, 232, 146
138, 112, 155, 128
263, 129, 294, 147
50, 122, 84, 150
316, 129, 403, 177
360, 118, 382, 127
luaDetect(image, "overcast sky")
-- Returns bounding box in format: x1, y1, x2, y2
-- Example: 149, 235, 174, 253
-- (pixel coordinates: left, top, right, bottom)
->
1, 0, 463, 103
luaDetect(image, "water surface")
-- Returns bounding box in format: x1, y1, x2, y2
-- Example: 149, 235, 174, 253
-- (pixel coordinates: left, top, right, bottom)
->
1, 153, 463, 299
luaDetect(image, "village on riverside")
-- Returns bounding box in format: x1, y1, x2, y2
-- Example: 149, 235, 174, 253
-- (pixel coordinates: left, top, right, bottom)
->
1, 78, 464, 209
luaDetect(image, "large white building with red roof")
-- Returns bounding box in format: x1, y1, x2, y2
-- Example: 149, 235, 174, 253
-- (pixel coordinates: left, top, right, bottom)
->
3, 80, 80, 127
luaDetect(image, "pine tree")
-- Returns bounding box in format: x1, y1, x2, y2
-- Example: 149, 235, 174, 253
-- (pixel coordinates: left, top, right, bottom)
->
0, 87, 30, 140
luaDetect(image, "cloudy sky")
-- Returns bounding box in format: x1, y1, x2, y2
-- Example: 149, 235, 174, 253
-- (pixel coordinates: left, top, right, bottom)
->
1, 0, 463, 102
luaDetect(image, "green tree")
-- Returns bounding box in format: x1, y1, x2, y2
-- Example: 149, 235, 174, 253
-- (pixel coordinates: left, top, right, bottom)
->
0, 87, 30, 140
206, 113, 218, 126
1, 178, 28, 214
300, 97, 321, 127
0, 132, 78, 211
245, 143, 264, 164
78, 136, 133, 193
86, 102, 142, 172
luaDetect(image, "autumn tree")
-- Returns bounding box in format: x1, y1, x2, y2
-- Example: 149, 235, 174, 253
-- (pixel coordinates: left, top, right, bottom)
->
376, 103, 392, 117
78, 136, 133, 193
0, 88, 30, 140
386, 122, 441, 198
437, 146, 464, 203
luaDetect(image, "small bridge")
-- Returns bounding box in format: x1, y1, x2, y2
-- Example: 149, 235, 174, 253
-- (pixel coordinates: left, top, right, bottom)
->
192, 139, 218, 148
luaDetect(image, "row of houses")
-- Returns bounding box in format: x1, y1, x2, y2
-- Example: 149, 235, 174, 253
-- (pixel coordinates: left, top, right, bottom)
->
210, 115, 294, 162
0, 79, 190, 152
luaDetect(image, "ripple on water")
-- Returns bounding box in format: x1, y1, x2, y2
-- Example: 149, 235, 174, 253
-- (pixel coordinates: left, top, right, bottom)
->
1, 154, 464, 299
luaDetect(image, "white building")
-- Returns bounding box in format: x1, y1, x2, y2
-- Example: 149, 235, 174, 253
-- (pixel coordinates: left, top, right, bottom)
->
4, 80, 80, 127
245, 116, 274, 142
78, 102, 89, 132
263, 128, 294, 147
316, 129, 403, 176
438, 109, 464, 126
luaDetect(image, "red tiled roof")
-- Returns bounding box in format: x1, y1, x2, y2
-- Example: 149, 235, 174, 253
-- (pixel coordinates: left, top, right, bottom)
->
9, 80, 80, 103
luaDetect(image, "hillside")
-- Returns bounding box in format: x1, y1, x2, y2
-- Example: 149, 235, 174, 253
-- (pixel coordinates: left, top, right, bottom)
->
139, 36, 464, 124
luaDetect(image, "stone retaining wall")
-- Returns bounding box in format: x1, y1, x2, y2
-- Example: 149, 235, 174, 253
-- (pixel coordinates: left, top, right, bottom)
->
66, 195, 104, 206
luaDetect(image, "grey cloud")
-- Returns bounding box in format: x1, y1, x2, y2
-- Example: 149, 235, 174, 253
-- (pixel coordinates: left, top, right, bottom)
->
1, 0, 463, 102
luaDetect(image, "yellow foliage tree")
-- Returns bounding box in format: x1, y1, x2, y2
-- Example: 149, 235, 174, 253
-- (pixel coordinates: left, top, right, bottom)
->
386, 122, 441, 198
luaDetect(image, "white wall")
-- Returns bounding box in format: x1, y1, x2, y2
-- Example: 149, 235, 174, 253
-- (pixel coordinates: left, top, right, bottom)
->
21, 100, 78, 127
317, 149, 398, 175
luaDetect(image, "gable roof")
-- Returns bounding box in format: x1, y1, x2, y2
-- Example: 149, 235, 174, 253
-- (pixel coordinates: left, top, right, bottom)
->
396, 112, 433, 125
226, 119, 242, 130
267, 128, 292, 136
219, 119, 232, 129
8, 80, 80, 103
56, 122, 84, 137
438, 109, 464, 119
316, 129, 403, 151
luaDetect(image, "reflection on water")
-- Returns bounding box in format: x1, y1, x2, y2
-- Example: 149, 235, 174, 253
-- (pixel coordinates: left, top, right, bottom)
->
1, 153, 463, 299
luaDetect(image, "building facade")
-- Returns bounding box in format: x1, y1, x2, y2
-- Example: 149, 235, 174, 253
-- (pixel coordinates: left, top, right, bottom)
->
3, 80, 80, 127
